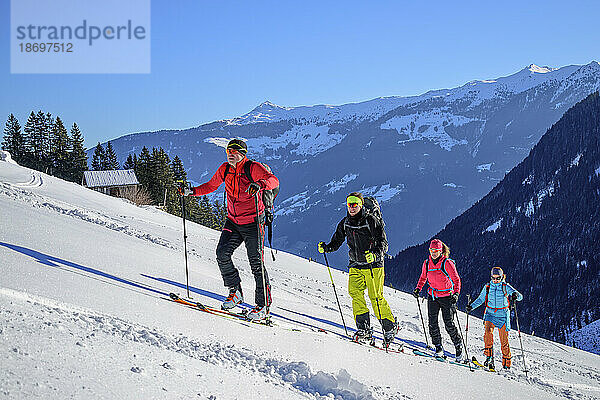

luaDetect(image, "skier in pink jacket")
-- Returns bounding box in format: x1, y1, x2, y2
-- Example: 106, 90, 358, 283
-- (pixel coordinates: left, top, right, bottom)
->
413, 239, 465, 361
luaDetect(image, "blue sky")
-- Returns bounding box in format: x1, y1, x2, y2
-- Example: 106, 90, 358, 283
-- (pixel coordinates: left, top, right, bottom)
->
1, 0, 599, 147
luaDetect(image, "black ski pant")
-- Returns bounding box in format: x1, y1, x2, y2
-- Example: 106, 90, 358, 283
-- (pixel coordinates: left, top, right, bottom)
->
216, 217, 271, 307
427, 295, 461, 349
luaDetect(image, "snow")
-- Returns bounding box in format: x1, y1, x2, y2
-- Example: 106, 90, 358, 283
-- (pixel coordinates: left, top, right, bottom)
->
326, 174, 359, 194
522, 175, 534, 185
2, 161, 600, 400
524, 199, 535, 217
0, 150, 17, 165
226, 124, 345, 157
380, 111, 474, 151
595, 166, 600, 176
477, 163, 492, 172
361, 184, 405, 202
521, 182, 555, 217
217, 64, 591, 136
569, 153, 583, 168
483, 218, 503, 233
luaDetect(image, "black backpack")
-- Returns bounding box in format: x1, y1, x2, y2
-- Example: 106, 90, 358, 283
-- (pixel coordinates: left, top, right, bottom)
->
224, 160, 280, 259
362, 196, 384, 230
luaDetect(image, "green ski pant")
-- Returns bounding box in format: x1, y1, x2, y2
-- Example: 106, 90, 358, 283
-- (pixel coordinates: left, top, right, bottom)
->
348, 266, 394, 322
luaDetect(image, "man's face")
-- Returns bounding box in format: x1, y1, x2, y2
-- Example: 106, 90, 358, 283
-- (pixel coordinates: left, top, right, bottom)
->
347, 201, 362, 216
226, 148, 244, 166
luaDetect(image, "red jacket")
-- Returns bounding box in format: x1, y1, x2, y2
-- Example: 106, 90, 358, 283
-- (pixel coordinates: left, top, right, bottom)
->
416, 256, 461, 298
191, 158, 279, 225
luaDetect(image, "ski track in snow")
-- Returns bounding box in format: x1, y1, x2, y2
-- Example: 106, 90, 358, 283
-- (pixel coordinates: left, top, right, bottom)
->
0, 288, 379, 400
0, 181, 173, 250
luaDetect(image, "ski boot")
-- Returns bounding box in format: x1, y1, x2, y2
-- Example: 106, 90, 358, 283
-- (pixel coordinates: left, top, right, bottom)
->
435, 344, 446, 359
381, 317, 399, 348
352, 327, 374, 345
484, 355, 496, 371
483, 355, 493, 367
454, 344, 467, 363
247, 305, 269, 321
222, 286, 243, 310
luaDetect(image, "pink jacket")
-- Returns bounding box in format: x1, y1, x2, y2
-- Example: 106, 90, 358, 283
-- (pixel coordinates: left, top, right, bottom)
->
416, 256, 461, 298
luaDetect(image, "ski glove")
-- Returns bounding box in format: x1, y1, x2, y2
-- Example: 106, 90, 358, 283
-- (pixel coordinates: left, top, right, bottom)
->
412, 288, 420, 298
178, 187, 193, 196
511, 292, 519, 302
466, 303, 473, 313
318, 241, 327, 254
451, 293, 459, 305
246, 182, 262, 196
364, 251, 375, 264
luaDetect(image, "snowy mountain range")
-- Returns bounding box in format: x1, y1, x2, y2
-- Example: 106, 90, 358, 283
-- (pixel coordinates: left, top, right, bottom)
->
386, 92, 600, 353
101, 62, 600, 268
2, 156, 600, 399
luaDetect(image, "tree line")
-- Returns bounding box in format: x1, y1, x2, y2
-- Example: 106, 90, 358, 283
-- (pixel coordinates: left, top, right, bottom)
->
2, 112, 88, 183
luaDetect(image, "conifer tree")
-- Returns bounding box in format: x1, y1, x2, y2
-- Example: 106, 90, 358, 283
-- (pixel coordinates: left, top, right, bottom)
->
51, 117, 70, 178
135, 146, 152, 191
171, 155, 186, 182
31, 110, 46, 169
91, 142, 105, 171
105, 141, 119, 170
2, 114, 25, 163
44, 112, 55, 170
69, 123, 87, 183
123, 154, 136, 170
22, 111, 36, 167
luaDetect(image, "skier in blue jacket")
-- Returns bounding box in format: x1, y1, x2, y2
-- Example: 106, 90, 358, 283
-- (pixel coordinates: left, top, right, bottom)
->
467, 267, 523, 370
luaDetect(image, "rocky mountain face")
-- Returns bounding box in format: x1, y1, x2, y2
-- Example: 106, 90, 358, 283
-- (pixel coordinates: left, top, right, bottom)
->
100, 62, 600, 268
386, 92, 600, 347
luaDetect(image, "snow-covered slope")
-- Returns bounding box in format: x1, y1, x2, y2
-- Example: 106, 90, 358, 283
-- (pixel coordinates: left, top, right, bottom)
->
2, 161, 599, 399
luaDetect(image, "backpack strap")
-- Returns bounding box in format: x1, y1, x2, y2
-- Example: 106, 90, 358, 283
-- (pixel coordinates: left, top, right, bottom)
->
243, 160, 254, 183
242, 160, 277, 261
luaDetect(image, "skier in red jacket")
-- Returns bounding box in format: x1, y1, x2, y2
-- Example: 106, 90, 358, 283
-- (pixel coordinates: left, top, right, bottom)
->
413, 239, 465, 361
181, 139, 279, 321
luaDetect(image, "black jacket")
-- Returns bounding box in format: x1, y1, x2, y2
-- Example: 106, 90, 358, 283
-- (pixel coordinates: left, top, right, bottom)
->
325, 208, 388, 268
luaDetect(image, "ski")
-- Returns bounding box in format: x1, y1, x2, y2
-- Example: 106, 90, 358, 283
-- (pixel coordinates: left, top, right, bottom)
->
472, 356, 496, 372
168, 292, 273, 326
412, 348, 447, 362
349, 336, 406, 355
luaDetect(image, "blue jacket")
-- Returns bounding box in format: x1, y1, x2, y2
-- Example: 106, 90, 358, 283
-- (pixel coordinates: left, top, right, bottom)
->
470, 280, 523, 331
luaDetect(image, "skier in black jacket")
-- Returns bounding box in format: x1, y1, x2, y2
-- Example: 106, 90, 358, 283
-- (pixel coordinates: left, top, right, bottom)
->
318, 192, 397, 346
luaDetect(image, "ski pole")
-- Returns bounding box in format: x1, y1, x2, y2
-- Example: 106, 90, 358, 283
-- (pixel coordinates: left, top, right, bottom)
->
453, 304, 472, 371
465, 294, 471, 350
255, 194, 269, 311
178, 181, 191, 299
323, 252, 349, 337
513, 301, 529, 377
416, 295, 430, 349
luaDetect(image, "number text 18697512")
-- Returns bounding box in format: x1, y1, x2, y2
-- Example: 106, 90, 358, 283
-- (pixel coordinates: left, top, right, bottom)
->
19, 43, 74, 52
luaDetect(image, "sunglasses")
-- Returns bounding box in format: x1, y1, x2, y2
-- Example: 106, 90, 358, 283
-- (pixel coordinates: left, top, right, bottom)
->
429, 248, 442, 252
491, 276, 502, 281
226, 148, 240, 155
347, 202, 360, 208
